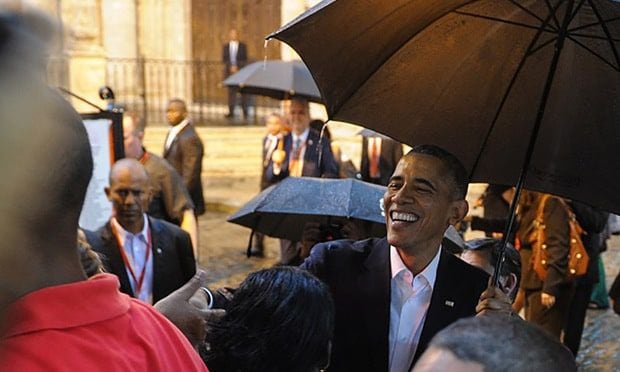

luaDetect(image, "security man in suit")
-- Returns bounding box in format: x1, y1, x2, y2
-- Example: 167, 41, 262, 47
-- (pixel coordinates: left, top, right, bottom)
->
360, 134, 403, 186
223, 28, 249, 119
89, 159, 196, 304
278, 98, 339, 264
163, 98, 205, 217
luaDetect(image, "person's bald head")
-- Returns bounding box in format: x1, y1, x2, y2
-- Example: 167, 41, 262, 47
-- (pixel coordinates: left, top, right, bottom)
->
105, 159, 151, 233
123, 112, 145, 159
414, 315, 576, 372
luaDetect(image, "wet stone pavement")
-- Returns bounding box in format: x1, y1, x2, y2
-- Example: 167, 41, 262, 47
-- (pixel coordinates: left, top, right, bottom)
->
198, 211, 620, 371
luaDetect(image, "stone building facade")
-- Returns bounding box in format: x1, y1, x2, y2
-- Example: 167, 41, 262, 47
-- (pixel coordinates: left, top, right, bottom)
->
20, 0, 321, 119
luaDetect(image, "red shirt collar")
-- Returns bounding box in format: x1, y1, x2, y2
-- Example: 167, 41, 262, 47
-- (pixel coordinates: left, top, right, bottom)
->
2, 274, 130, 339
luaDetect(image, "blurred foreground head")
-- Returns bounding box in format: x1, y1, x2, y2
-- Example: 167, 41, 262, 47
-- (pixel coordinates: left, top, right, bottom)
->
204, 267, 335, 372
413, 315, 576, 372
461, 238, 521, 301
0, 9, 92, 318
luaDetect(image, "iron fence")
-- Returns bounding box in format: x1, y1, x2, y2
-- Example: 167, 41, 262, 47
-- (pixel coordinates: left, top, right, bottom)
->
48, 57, 281, 126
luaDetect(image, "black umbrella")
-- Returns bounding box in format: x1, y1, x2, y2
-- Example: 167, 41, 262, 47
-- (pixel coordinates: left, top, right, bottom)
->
269, 0, 620, 213
270, 0, 620, 285
227, 177, 386, 241
222, 59, 322, 103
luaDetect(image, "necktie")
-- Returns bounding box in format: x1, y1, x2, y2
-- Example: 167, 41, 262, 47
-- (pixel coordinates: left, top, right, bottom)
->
292, 138, 302, 160
290, 138, 303, 176
370, 138, 380, 178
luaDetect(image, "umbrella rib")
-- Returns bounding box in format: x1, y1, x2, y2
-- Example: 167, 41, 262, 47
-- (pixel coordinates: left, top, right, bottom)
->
505, 0, 552, 29
528, 36, 559, 56
567, 35, 620, 71
568, 15, 620, 32
469, 0, 564, 179
544, 0, 562, 29
452, 10, 556, 32
569, 0, 588, 23
570, 32, 620, 42
584, 0, 620, 72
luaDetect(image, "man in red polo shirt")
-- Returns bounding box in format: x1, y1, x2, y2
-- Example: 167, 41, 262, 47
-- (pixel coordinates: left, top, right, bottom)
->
0, 10, 207, 371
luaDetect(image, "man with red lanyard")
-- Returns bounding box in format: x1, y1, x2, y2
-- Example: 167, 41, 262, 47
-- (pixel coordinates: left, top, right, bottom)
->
88, 158, 196, 304
122, 112, 199, 253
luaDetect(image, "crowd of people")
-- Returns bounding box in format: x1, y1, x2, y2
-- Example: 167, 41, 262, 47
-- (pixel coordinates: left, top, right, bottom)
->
1, 8, 617, 372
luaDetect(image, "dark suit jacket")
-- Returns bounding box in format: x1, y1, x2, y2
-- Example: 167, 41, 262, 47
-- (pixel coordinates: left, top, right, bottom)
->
610, 272, 620, 302
163, 123, 205, 215
569, 201, 608, 285
260, 135, 287, 190
281, 128, 339, 178
222, 41, 248, 76
360, 137, 403, 186
88, 216, 196, 303
142, 150, 195, 224
301, 237, 488, 372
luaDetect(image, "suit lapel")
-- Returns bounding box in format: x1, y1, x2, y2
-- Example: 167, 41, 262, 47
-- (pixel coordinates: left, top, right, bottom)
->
101, 223, 134, 297
148, 217, 165, 302
163, 124, 189, 158
361, 238, 391, 372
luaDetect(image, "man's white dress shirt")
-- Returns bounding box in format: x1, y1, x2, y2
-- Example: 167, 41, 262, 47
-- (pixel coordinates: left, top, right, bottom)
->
111, 215, 154, 304
388, 245, 441, 372
164, 119, 190, 151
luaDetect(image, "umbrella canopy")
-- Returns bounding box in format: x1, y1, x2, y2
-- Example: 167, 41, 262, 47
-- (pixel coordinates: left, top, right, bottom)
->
222, 59, 322, 103
270, 0, 620, 215
227, 177, 386, 241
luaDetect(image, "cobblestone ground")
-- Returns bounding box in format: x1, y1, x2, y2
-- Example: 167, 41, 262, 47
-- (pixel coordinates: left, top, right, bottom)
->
576, 235, 620, 372
197, 211, 279, 288
198, 211, 620, 370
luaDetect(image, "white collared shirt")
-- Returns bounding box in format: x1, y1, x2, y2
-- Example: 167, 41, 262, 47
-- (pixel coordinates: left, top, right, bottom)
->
229, 40, 239, 65
164, 119, 190, 151
111, 214, 154, 304
389, 245, 441, 372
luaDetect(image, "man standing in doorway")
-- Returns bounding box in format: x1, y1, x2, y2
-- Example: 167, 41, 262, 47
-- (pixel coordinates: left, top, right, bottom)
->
223, 28, 249, 120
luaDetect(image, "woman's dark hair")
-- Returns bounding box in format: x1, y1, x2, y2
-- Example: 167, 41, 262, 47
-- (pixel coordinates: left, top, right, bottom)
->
203, 267, 334, 372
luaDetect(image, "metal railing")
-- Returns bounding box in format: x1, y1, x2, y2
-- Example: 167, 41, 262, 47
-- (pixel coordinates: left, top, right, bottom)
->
48, 57, 281, 126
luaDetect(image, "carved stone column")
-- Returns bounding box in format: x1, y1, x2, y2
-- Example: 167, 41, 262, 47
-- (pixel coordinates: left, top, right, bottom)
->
61, 0, 107, 112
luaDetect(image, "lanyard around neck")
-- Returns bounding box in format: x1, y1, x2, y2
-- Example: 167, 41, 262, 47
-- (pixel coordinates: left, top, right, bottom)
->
111, 221, 152, 296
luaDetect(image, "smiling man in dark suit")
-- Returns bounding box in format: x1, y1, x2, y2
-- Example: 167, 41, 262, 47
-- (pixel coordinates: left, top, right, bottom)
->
277, 98, 339, 264
89, 159, 196, 304
302, 145, 491, 372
